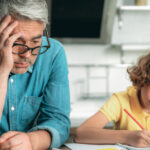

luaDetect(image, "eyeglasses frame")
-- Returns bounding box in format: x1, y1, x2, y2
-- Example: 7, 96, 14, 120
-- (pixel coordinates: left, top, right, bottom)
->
12, 28, 50, 56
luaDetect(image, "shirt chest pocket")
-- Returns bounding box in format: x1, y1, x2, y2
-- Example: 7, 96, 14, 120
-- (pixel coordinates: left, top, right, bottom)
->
21, 96, 43, 130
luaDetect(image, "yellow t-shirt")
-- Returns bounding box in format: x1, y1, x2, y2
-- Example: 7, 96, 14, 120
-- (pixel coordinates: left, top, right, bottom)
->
100, 86, 150, 130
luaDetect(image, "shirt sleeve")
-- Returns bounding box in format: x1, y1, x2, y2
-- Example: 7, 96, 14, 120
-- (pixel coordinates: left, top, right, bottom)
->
28, 45, 70, 149
100, 94, 121, 123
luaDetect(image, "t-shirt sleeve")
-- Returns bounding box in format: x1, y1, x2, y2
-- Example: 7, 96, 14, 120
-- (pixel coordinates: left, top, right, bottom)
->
100, 94, 121, 122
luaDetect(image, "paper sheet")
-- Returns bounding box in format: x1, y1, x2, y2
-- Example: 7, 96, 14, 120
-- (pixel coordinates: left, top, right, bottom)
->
117, 143, 150, 150
65, 143, 150, 150
65, 143, 126, 150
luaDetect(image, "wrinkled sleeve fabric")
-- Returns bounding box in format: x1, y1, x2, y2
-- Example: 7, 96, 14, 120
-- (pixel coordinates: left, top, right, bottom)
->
29, 44, 70, 149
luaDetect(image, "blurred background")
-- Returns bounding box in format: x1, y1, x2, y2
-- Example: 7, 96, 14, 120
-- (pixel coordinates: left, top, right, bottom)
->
46, 0, 150, 127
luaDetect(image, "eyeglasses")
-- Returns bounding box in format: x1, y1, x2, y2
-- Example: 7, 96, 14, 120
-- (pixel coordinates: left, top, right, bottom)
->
12, 28, 50, 55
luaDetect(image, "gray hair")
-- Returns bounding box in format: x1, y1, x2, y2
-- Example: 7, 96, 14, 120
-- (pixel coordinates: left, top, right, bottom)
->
0, 0, 49, 25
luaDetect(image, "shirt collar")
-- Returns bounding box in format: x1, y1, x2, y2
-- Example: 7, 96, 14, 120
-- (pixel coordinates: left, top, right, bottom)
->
27, 65, 33, 73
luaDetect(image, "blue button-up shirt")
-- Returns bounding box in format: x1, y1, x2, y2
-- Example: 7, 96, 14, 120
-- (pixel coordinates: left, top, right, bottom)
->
0, 37, 70, 149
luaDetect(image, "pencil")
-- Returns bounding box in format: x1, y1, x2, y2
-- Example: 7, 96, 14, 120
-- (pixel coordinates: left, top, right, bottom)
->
123, 108, 145, 130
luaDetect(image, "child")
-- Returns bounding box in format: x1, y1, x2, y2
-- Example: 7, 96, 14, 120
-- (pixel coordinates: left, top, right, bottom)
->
75, 53, 150, 148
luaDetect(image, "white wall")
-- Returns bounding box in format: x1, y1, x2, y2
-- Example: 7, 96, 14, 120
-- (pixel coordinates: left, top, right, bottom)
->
61, 0, 150, 126
63, 44, 149, 127
64, 44, 148, 100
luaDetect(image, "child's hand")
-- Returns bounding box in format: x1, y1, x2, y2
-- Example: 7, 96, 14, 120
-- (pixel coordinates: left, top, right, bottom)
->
126, 130, 150, 148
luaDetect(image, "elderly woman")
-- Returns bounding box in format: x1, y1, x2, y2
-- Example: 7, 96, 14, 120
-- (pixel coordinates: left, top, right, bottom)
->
75, 53, 150, 148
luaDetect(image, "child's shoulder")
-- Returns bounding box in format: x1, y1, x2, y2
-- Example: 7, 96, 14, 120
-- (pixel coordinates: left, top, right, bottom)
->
113, 86, 136, 105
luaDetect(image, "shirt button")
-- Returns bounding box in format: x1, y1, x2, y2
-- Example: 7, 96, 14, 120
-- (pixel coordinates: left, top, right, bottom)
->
11, 106, 15, 111
10, 79, 14, 83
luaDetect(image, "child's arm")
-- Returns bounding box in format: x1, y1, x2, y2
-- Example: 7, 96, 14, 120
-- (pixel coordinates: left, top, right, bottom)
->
74, 111, 150, 148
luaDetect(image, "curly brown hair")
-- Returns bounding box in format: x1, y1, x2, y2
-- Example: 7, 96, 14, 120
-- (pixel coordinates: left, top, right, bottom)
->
127, 53, 150, 89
